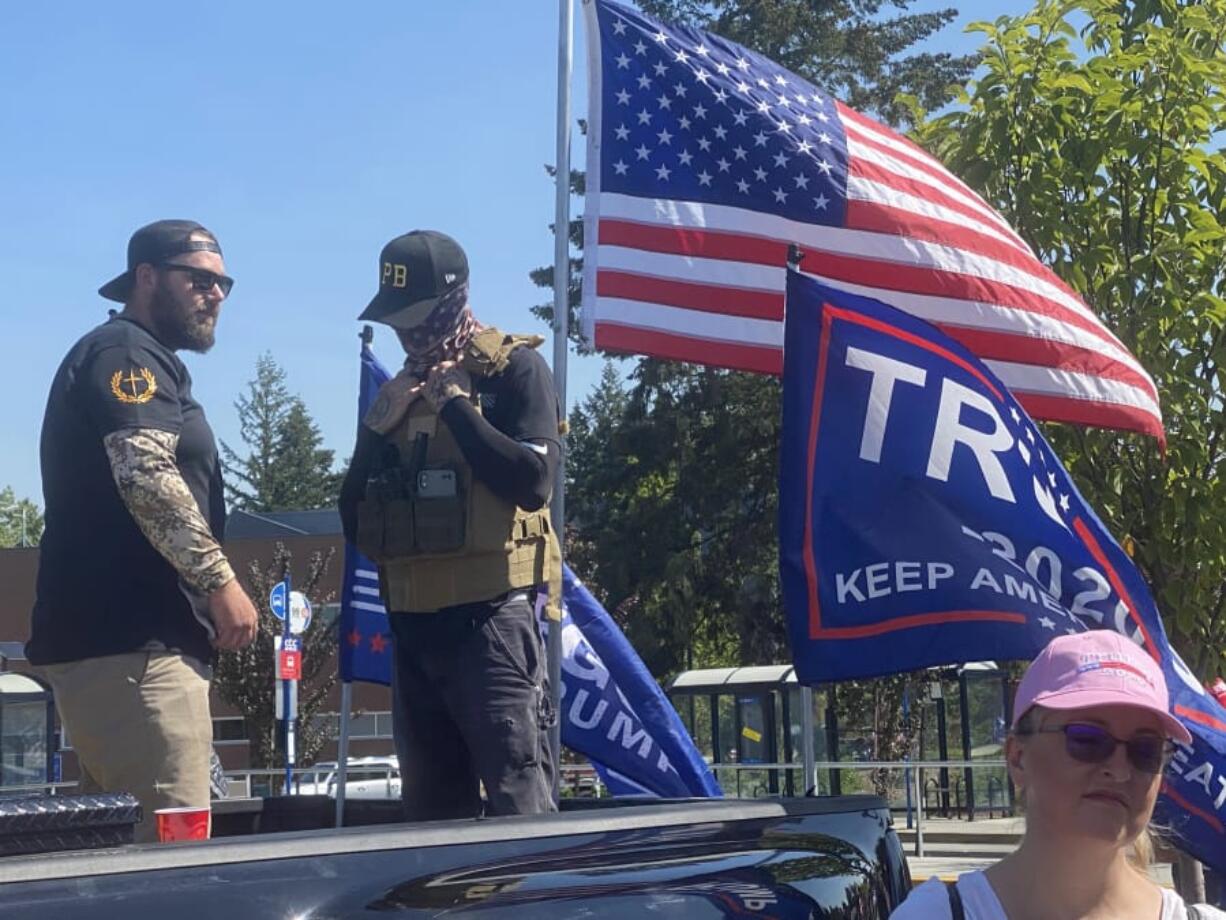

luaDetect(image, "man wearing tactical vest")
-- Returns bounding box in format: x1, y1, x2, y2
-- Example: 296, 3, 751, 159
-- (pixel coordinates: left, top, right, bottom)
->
339, 230, 563, 821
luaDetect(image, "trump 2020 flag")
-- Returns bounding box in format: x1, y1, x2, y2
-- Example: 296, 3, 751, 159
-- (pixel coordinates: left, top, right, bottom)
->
540, 565, 722, 798
339, 342, 393, 685
582, 0, 1162, 440
778, 270, 1225, 871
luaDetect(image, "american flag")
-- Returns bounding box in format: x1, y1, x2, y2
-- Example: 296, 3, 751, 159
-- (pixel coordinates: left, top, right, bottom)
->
581, 0, 1163, 440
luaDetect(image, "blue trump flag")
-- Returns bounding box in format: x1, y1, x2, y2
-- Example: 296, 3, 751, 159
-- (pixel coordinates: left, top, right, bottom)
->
339, 344, 718, 798
779, 270, 1226, 872
540, 566, 722, 798
338, 341, 393, 685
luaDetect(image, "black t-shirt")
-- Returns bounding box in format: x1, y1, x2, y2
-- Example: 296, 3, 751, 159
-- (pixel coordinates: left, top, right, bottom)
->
469, 345, 562, 446
27, 316, 225, 666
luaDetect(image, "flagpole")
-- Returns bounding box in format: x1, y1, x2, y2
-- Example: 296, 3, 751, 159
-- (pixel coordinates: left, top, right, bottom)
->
800, 684, 817, 794
548, 0, 574, 799
334, 324, 372, 826
334, 683, 352, 827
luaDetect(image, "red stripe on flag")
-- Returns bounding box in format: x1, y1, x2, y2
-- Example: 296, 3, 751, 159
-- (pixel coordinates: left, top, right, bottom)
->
597, 269, 784, 321
1072, 516, 1161, 660
806, 249, 1145, 367
1174, 705, 1226, 734
814, 610, 1028, 640
846, 198, 1062, 285
601, 218, 786, 267
838, 101, 953, 177
847, 158, 1028, 253
838, 102, 1025, 245
827, 305, 1004, 401
602, 218, 1139, 372
804, 310, 835, 637
594, 322, 783, 374
939, 325, 1158, 397
845, 172, 1123, 357
1161, 781, 1225, 834
1014, 393, 1165, 443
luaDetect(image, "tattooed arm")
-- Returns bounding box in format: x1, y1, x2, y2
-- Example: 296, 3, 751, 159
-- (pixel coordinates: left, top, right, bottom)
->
103, 427, 234, 594
103, 428, 258, 649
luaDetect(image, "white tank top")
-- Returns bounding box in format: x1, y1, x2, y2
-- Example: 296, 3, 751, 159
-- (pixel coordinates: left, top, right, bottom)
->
889, 870, 1226, 919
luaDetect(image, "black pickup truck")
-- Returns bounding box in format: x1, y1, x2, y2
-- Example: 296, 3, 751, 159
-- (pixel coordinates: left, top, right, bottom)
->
0, 795, 909, 918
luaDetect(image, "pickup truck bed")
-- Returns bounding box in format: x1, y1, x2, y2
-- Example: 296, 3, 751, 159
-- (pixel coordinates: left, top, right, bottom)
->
0, 796, 910, 918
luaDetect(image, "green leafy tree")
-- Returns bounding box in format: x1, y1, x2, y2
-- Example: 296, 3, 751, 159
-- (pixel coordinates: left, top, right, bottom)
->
544, 0, 976, 677
913, 0, 1226, 677
222, 354, 342, 511
0, 487, 42, 547
211, 543, 338, 769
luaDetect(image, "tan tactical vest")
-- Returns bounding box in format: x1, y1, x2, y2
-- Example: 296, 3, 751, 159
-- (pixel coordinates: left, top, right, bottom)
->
357, 329, 562, 619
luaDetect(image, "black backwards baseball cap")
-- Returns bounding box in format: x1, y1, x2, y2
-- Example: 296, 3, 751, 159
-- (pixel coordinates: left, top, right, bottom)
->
99, 219, 223, 303
358, 230, 469, 330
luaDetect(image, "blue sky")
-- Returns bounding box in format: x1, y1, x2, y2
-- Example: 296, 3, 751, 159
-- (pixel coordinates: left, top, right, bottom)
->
0, 1, 1026, 505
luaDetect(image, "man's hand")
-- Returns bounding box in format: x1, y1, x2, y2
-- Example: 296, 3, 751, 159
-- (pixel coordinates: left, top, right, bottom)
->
423, 361, 473, 412
208, 578, 259, 650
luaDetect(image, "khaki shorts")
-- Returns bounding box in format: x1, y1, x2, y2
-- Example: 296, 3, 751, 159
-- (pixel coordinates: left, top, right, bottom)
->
37, 651, 213, 843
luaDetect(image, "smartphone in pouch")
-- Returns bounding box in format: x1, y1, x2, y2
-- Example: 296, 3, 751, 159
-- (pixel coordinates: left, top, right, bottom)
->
414, 467, 465, 552
416, 469, 457, 499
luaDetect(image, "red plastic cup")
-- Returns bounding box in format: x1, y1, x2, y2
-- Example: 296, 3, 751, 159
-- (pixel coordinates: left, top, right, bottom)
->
154, 806, 211, 842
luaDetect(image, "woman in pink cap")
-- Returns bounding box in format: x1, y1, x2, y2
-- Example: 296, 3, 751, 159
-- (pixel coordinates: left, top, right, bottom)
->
892, 630, 1223, 919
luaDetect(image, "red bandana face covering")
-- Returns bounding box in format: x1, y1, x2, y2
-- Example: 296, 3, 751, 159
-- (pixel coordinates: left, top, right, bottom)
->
400, 284, 479, 371
363, 286, 494, 435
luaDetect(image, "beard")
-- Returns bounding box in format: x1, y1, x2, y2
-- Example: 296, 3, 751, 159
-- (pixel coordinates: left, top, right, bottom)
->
150, 279, 217, 353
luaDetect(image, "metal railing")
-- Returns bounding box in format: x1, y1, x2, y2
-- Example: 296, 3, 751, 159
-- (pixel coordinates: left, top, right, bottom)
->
221, 764, 399, 799
702, 759, 1013, 857
218, 763, 604, 800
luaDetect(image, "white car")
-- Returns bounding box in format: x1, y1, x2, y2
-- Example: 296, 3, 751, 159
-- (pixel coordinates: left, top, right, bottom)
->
296, 756, 400, 800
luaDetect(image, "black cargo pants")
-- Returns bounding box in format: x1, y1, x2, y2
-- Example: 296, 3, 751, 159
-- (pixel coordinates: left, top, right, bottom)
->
388, 590, 557, 821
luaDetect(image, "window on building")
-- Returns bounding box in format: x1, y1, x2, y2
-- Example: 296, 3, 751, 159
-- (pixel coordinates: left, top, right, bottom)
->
213, 717, 247, 744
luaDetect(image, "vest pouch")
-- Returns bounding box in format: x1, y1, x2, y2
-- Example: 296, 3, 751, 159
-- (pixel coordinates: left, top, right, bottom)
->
412, 466, 466, 554
382, 498, 417, 557
355, 500, 387, 561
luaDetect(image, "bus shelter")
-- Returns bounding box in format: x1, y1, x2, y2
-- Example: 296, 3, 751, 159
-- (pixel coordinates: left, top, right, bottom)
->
668, 662, 1014, 817
0, 672, 56, 793
667, 665, 817, 797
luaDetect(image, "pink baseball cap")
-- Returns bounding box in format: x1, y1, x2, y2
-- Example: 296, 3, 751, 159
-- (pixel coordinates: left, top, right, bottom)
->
1012, 631, 1192, 744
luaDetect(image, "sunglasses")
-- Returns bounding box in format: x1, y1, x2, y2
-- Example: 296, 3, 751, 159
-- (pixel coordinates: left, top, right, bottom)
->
1034, 722, 1170, 774
159, 262, 234, 297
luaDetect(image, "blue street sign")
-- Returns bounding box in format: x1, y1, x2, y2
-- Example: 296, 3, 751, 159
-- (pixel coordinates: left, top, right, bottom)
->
269, 581, 288, 620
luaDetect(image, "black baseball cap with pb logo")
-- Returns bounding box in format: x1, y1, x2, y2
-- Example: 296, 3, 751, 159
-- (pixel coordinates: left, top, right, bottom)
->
358, 230, 469, 330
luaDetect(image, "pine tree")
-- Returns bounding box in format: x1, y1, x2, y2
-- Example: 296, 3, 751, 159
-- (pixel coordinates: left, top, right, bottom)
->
222, 354, 340, 511
0, 487, 43, 547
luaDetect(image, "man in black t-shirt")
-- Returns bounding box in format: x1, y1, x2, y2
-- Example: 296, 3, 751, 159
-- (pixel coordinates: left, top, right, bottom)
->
339, 231, 562, 820
28, 220, 258, 842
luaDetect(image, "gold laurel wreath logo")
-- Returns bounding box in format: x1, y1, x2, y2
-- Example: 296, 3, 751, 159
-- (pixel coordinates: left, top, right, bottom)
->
110, 367, 158, 405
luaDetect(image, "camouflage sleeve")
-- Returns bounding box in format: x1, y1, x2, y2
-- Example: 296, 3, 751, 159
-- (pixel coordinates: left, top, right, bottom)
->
103, 427, 235, 595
